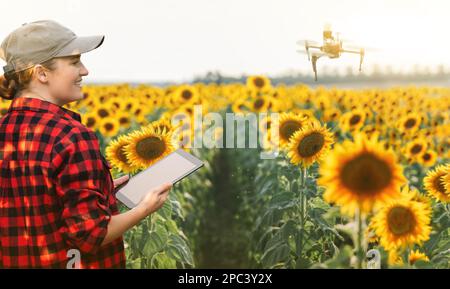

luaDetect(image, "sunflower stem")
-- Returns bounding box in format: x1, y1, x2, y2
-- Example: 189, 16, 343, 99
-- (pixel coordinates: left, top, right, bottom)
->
356, 207, 364, 269
298, 167, 308, 259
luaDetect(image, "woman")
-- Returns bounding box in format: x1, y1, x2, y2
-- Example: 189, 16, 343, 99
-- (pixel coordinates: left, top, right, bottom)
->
0, 20, 171, 268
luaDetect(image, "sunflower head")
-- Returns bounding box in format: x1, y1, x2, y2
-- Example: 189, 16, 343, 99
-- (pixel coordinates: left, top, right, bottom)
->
124, 126, 175, 169
371, 198, 431, 250
287, 122, 334, 167
405, 139, 428, 160
99, 118, 120, 137
398, 113, 421, 133
278, 112, 307, 148
424, 164, 450, 203
246, 75, 271, 92
319, 134, 406, 216
409, 250, 430, 265
340, 109, 367, 133
418, 150, 437, 167
105, 134, 140, 173
248, 96, 270, 113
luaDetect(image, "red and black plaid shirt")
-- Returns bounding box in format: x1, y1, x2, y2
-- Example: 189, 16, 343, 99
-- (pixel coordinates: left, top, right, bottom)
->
0, 97, 126, 268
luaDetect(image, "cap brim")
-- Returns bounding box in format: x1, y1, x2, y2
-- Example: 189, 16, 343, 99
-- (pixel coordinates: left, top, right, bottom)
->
55, 35, 104, 57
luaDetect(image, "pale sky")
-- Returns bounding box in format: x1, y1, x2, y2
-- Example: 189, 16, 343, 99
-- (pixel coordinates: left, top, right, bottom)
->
1, 0, 450, 82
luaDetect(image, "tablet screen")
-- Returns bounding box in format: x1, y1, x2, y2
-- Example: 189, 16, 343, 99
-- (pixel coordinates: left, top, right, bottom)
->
116, 149, 203, 208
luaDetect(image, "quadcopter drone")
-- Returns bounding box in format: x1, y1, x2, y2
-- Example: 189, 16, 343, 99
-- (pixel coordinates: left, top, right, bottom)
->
297, 24, 365, 81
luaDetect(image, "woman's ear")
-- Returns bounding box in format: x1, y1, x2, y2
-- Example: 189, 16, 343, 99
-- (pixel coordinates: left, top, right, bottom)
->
34, 65, 49, 83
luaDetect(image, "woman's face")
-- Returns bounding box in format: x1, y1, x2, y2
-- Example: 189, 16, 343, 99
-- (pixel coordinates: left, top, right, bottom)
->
46, 55, 88, 105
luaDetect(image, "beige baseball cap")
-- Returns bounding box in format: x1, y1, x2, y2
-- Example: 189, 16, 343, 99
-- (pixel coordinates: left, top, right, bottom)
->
0, 20, 104, 75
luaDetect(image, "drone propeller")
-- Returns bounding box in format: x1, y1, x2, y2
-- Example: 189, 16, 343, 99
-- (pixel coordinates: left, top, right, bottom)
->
343, 44, 379, 52
296, 39, 320, 46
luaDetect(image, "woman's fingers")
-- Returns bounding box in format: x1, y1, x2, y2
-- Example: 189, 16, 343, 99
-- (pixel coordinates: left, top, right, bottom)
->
113, 175, 130, 188
152, 182, 172, 195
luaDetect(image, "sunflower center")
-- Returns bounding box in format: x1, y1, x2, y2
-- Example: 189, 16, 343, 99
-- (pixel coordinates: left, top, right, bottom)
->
182, 90, 193, 100
279, 121, 302, 141
254, 98, 265, 109
136, 136, 166, 160
104, 123, 114, 131
297, 132, 325, 158
433, 173, 446, 194
253, 77, 265, 88
422, 153, 431, 161
349, 114, 361, 125
404, 118, 416, 129
387, 206, 415, 236
119, 117, 130, 125
341, 153, 392, 195
86, 117, 96, 127
98, 109, 109, 118
410, 144, 423, 155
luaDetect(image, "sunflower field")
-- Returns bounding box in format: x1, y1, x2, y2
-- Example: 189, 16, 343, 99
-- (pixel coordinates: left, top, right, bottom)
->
2, 76, 448, 269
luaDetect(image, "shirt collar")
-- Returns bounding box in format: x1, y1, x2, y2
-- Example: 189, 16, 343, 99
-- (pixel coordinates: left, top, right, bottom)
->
7, 97, 82, 123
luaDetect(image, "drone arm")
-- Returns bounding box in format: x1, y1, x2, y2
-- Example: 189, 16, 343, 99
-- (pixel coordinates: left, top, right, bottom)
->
341, 49, 361, 54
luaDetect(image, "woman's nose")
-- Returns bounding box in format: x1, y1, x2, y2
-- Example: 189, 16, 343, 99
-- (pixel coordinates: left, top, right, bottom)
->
80, 63, 89, 76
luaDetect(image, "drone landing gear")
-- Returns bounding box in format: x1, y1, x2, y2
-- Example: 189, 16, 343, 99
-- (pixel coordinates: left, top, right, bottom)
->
359, 48, 365, 72
312, 55, 318, 81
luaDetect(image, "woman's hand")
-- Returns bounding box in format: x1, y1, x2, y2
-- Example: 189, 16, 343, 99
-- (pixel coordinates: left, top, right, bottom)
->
113, 175, 130, 190
136, 182, 172, 216
101, 181, 172, 247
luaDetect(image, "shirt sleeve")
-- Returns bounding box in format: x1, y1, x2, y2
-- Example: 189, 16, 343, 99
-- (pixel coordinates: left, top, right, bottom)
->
50, 127, 112, 255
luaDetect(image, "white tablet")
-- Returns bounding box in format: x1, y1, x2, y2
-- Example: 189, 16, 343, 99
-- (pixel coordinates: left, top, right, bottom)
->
116, 149, 204, 209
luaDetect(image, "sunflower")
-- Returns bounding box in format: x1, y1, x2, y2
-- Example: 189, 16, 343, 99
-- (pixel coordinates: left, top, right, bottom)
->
287, 122, 334, 167
93, 105, 112, 119
409, 250, 430, 265
259, 115, 272, 133
418, 150, 437, 167
424, 164, 450, 203
105, 134, 139, 173
173, 85, 199, 105
371, 198, 431, 250
404, 139, 428, 162
131, 105, 147, 123
115, 111, 132, 129
246, 75, 271, 92
81, 112, 99, 131
278, 112, 307, 148
248, 96, 270, 113
397, 113, 421, 134
231, 99, 249, 114
387, 249, 404, 266
322, 107, 341, 123
340, 109, 367, 132
98, 118, 120, 137
125, 126, 175, 169
318, 134, 406, 216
